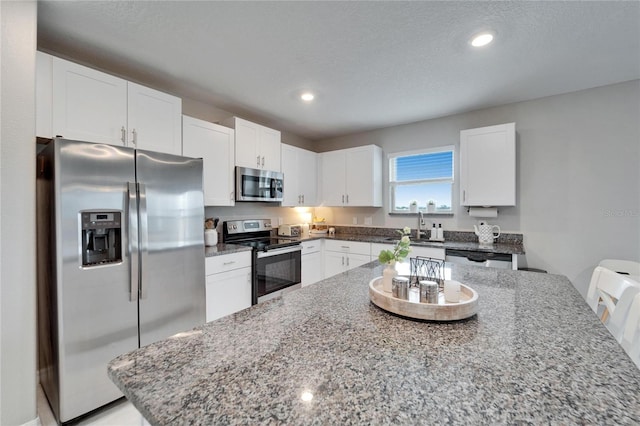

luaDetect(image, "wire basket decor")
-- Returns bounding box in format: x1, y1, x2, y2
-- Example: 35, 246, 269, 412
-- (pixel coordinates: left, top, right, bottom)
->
409, 256, 445, 288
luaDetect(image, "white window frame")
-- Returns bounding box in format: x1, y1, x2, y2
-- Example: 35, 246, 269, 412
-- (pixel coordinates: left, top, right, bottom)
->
388, 145, 455, 214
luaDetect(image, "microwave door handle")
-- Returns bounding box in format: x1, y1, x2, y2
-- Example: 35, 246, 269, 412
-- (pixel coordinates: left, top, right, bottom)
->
127, 182, 139, 302
138, 183, 149, 299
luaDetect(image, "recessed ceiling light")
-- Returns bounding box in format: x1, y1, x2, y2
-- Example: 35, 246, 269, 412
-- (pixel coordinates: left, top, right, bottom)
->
301, 391, 313, 402
300, 92, 315, 102
470, 32, 494, 47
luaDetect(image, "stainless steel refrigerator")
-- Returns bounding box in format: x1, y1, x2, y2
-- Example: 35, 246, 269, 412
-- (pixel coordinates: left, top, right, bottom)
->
36, 139, 206, 423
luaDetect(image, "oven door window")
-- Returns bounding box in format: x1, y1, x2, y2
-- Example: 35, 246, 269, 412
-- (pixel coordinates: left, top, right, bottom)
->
256, 250, 301, 297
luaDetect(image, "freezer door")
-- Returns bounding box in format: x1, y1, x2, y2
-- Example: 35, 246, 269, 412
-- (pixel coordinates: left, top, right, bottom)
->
135, 149, 206, 347
53, 140, 138, 422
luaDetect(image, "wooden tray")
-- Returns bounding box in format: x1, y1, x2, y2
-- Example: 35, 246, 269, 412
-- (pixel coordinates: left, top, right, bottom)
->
368, 277, 478, 321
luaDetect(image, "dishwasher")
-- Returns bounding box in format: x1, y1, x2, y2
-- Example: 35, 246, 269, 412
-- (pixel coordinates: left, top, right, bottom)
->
445, 249, 512, 269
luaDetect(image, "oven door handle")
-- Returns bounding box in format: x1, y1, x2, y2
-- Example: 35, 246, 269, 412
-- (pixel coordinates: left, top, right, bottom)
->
256, 245, 302, 258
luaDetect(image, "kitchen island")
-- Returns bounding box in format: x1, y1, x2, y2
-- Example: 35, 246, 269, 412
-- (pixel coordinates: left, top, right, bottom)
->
108, 262, 640, 424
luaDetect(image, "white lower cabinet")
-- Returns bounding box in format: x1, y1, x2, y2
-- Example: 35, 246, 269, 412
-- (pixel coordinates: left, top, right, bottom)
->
205, 251, 252, 322
323, 240, 371, 278
301, 240, 323, 287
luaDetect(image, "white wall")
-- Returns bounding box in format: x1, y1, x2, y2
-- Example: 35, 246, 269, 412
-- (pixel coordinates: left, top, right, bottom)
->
205, 204, 314, 234
315, 81, 640, 297
0, 1, 38, 425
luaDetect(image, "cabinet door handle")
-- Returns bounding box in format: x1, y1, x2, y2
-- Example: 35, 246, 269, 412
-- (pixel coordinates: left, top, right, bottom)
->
302, 194, 305, 204
346, 194, 349, 203
342, 195, 345, 204
341, 246, 350, 249
298, 195, 301, 204
257, 155, 261, 167
223, 261, 236, 266
346, 257, 350, 267
131, 129, 137, 147
121, 126, 126, 144
230, 191, 234, 201
261, 156, 265, 167
307, 245, 315, 249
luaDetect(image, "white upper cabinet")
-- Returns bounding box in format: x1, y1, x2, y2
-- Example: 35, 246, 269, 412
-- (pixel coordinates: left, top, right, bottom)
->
182, 116, 235, 206
127, 82, 182, 155
460, 122, 516, 206
40, 54, 182, 155
36, 51, 53, 139
320, 145, 383, 207
51, 56, 127, 145
281, 144, 318, 207
221, 117, 281, 171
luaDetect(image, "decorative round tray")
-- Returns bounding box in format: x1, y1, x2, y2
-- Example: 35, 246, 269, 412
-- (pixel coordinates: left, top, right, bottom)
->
368, 277, 479, 321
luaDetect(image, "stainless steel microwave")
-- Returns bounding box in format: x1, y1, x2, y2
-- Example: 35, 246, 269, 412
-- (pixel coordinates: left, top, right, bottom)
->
236, 166, 284, 202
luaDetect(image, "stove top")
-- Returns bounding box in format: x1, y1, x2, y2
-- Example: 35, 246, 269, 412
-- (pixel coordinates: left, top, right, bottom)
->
235, 237, 300, 251
222, 219, 301, 251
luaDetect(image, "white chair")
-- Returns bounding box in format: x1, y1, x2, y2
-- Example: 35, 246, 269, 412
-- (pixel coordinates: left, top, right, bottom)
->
585, 267, 640, 341
620, 292, 640, 369
599, 259, 640, 281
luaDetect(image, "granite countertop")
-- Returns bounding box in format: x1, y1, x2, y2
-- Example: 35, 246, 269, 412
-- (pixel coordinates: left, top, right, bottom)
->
298, 233, 525, 255
108, 263, 639, 424
206, 228, 525, 257
204, 243, 251, 257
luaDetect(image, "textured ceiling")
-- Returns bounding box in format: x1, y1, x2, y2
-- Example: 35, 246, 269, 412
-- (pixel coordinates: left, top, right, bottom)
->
37, 1, 640, 141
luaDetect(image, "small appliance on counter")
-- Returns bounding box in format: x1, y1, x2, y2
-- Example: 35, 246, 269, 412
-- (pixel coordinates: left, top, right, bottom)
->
278, 224, 302, 237
474, 221, 501, 244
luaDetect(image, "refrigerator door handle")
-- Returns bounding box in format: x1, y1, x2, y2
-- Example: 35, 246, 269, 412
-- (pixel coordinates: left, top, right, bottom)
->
138, 183, 149, 299
127, 182, 139, 302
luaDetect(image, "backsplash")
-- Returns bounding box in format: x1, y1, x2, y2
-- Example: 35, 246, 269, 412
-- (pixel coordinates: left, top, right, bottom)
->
331, 225, 523, 245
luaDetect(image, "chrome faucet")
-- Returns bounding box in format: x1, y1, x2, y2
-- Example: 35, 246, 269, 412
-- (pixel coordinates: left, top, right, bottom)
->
417, 211, 425, 240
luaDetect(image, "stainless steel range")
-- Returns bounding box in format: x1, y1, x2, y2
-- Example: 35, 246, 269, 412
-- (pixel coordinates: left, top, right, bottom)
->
223, 219, 302, 304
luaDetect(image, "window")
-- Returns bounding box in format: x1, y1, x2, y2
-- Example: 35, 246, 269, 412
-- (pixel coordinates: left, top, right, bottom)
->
389, 146, 454, 213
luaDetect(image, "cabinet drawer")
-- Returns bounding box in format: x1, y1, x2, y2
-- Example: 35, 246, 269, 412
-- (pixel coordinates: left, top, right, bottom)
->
301, 240, 322, 255
205, 251, 251, 275
325, 239, 370, 255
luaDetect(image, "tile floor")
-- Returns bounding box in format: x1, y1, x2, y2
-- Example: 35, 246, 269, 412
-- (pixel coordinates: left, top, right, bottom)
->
37, 385, 149, 426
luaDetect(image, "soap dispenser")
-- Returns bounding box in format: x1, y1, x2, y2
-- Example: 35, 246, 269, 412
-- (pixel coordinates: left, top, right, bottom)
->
437, 224, 444, 240
430, 223, 437, 240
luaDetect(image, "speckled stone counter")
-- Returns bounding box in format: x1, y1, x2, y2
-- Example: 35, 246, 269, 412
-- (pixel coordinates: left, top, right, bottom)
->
204, 243, 252, 257
108, 263, 639, 424
311, 233, 525, 255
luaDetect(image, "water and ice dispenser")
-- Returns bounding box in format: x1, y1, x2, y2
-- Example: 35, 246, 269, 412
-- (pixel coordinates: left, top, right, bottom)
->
81, 211, 122, 266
